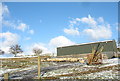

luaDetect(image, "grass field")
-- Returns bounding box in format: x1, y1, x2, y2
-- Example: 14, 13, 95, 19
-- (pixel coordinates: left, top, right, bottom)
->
0, 55, 120, 80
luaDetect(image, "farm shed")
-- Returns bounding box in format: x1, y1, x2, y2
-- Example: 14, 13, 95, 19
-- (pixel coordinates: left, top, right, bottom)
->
57, 40, 117, 58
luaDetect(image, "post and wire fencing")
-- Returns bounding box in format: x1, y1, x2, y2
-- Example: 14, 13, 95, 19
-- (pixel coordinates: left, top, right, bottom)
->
0, 56, 50, 80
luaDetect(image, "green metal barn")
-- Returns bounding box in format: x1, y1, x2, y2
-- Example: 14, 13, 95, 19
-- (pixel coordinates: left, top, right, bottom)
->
57, 40, 117, 58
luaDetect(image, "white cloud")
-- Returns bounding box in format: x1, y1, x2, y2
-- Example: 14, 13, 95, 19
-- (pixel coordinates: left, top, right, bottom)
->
1, 4, 32, 34
2, 20, 32, 33
78, 15, 97, 27
0, 3, 1, 29
64, 15, 97, 36
0, 3, 2, 22
69, 20, 77, 24
24, 36, 75, 55
84, 24, 112, 40
75, 18, 81, 21
49, 36, 75, 53
81, 16, 112, 40
28, 29, 34, 34
65, 15, 112, 40
0, 31, 19, 53
17, 23, 29, 32
115, 23, 119, 31
25, 37, 31, 40
2, 20, 16, 28
1, 4, 10, 29
2, 4, 9, 15
0, 4, 10, 28
25, 43, 51, 55
64, 27, 80, 36
3, 20, 33, 33
1, 4, 9, 17
69, 15, 97, 27
49, 36, 75, 47
32, 43, 50, 54
97, 17, 104, 23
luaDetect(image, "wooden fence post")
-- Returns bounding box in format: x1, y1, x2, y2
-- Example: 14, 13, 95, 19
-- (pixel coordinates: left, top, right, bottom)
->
0, 60, 2, 68
38, 55, 41, 79
4, 73, 9, 81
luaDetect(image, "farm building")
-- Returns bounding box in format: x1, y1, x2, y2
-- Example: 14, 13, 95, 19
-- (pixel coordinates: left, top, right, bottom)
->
57, 40, 117, 58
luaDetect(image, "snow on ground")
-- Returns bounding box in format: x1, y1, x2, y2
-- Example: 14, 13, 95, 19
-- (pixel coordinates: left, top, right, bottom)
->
43, 67, 73, 77
43, 58, 120, 79
0, 68, 19, 76
103, 58, 120, 64
76, 68, 119, 79
0, 53, 39, 58
0, 57, 119, 80
101, 58, 120, 67
60, 70, 119, 79
0, 65, 37, 80
0, 65, 37, 76
86, 70, 119, 79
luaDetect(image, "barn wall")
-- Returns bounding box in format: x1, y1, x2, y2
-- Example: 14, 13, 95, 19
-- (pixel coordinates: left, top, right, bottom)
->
102, 52, 114, 58
57, 40, 117, 57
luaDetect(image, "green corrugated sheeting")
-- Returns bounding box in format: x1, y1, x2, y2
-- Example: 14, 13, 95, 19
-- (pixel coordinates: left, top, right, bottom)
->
57, 40, 117, 57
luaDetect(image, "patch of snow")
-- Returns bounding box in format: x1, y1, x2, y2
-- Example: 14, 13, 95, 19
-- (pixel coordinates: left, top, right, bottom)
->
10, 76, 23, 79
101, 58, 120, 68
0, 56, 37, 58
81, 70, 119, 79
0, 77, 3, 81
19, 65, 37, 71
0, 68, 19, 76
0, 65, 37, 76
83, 65, 96, 67
103, 58, 119, 64
60, 76, 71, 79
100, 63, 118, 68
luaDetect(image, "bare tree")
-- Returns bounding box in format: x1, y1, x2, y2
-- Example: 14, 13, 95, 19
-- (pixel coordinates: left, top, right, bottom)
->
33, 47, 42, 56
0, 49, 4, 55
9, 44, 23, 57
